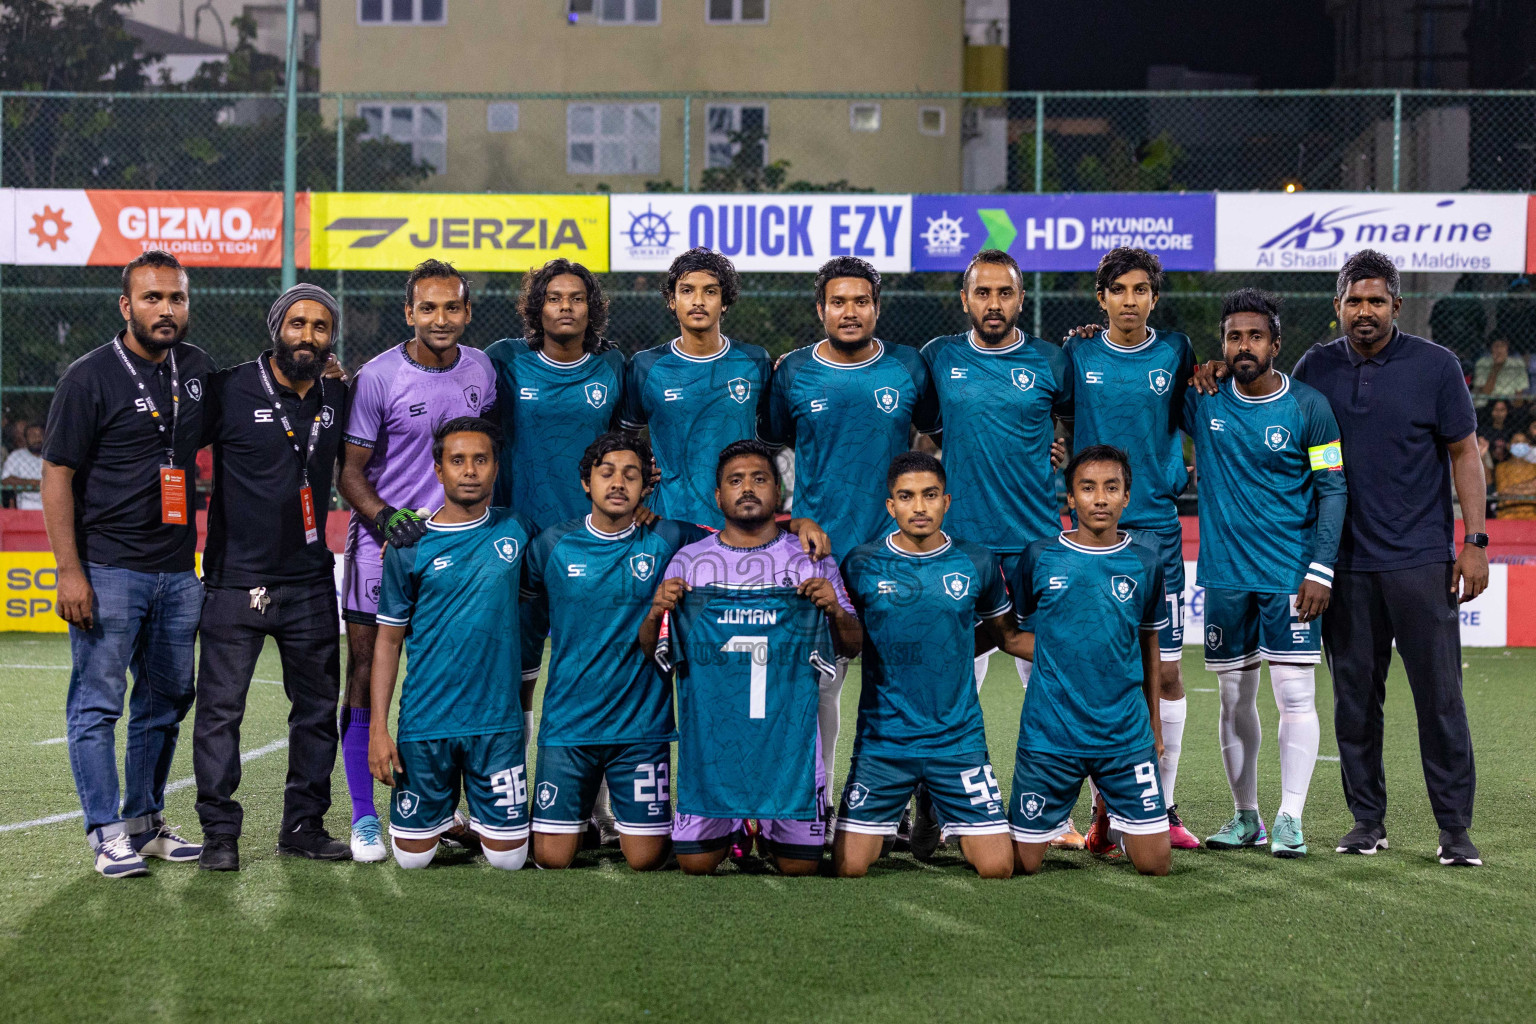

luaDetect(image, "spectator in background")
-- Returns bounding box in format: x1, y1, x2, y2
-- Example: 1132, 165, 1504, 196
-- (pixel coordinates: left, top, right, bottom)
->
1472, 337, 1529, 407
1495, 432, 1536, 520
1478, 399, 1519, 445
3, 422, 46, 509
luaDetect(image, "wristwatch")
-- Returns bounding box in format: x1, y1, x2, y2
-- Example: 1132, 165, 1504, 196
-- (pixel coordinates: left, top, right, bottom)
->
1464, 533, 1489, 548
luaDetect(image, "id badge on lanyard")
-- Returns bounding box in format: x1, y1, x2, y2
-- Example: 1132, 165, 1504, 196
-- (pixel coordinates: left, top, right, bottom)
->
112, 338, 187, 525
257, 357, 325, 545
160, 466, 189, 524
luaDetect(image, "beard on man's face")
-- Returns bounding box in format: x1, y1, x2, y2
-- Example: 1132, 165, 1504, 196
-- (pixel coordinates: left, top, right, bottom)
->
970, 309, 1019, 345
274, 337, 330, 381
129, 312, 187, 352
1230, 352, 1271, 385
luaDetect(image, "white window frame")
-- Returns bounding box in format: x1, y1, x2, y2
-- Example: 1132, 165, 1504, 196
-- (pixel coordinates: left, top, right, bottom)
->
358, 102, 447, 174
705, 0, 769, 24
705, 103, 769, 169
357, 0, 448, 25
918, 105, 946, 137
486, 102, 520, 133
849, 102, 881, 133
566, 102, 662, 175
596, 0, 661, 24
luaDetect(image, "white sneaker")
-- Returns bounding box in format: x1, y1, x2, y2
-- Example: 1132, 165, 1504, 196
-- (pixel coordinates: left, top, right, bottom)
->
350, 815, 388, 863
132, 821, 202, 863
95, 832, 150, 878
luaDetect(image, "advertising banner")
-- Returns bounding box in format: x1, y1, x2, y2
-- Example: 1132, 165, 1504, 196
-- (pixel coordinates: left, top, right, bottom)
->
310, 193, 608, 271
911, 193, 1216, 271
9, 189, 307, 267
610, 194, 911, 272
1215, 192, 1528, 273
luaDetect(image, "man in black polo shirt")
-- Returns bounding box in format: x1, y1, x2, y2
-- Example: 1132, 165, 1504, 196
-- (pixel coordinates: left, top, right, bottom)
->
192, 284, 353, 870
1291, 249, 1488, 867
41, 250, 210, 878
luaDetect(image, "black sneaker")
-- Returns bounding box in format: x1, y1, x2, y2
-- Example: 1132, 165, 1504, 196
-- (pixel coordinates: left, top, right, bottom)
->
1335, 820, 1388, 855
276, 828, 351, 861
199, 833, 240, 872
909, 783, 943, 862
1437, 829, 1483, 867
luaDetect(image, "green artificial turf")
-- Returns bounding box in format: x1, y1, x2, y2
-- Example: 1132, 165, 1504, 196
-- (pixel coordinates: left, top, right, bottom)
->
0, 635, 1531, 1022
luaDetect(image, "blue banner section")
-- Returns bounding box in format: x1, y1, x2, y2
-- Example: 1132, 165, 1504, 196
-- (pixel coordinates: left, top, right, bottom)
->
911, 193, 1216, 272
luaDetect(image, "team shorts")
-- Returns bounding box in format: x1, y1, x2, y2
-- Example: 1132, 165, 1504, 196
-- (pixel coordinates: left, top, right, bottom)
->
1008, 746, 1168, 843
389, 730, 530, 843
1202, 587, 1321, 670
834, 749, 1008, 838
532, 741, 673, 837
342, 516, 384, 625
673, 737, 826, 862
1130, 527, 1185, 661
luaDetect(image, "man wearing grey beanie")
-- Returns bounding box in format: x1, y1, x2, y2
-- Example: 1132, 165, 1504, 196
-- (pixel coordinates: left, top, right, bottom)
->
191, 284, 353, 870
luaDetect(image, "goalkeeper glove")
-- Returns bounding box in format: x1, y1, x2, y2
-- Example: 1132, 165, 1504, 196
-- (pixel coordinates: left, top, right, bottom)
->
374, 505, 427, 548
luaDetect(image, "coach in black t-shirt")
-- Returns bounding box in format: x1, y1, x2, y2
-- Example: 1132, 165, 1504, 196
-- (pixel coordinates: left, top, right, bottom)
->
41, 250, 210, 878
1291, 250, 1488, 868
192, 284, 353, 871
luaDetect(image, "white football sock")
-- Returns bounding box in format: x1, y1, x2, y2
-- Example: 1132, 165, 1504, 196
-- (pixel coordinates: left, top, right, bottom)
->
1269, 663, 1319, 820
483, 842, 529, 871
818, 659, 847, 797
594, 779, 614, 825
392, 840, 437, 870
973, 651, 991, 694
1159, 696, 1187, 806
1216, 666, 1262, 811
1014, 657, 1032, 690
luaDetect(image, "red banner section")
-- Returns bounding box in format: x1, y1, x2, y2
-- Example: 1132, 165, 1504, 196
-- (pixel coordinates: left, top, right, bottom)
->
11, 189, 308, 268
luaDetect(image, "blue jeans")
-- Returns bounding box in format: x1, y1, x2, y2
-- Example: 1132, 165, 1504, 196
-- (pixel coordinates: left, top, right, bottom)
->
65, 563, 201, 848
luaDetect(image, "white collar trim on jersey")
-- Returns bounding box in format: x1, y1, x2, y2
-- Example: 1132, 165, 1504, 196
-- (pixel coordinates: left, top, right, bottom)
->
535, 348, 592, 371
669, 336, 731, 362
884, 531, 953, 558
585, 514, 638, 540
967, 327, 1026, 355
1228, 372, 1291, 404
1056, 529, 1132, 554
1098, 327, 1158, 354
812, 338, 884, 369
426, 506, 490, 531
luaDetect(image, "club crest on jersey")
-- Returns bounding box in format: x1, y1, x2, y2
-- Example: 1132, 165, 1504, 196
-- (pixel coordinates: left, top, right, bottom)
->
367, 578, 382, 602
1011, 367, 1035, 392
942, 572, 971, 600
1265, 425, 1291, 451
629, 553, 656, 581
492, 536, 521, 563
727, 377, 752, 404
846, 783, 870, 808
320, 405, 335, 428
1018, 792, 1045, 820
1147, 369, 1171, 395
874, 386, 900, 414
1206, 625, 1223, 649
463, 384, 482, 410
396, 790, 421, 818
535, 782, 558, 811
185, 378, 202, 402
1110, 575, 1137, 603
584, 382, 609, 408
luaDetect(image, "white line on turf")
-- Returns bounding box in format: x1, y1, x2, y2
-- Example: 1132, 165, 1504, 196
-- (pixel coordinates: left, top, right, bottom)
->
0, 664, 71, 670
1189, 687, 1216, 693
0, 738, 289, 834
33, 737, 67, 745
1317, 755, 1341, 762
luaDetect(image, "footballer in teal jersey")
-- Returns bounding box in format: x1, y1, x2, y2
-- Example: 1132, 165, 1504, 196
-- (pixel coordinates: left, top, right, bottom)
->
621, 249, 773, 530
522, 433, 710, 871
1061, 247, 1197, 850
834, 452, 1021, 880
1006, 444, 1172, 877
368, 418, 536, 871
1183, 290, 1345, 858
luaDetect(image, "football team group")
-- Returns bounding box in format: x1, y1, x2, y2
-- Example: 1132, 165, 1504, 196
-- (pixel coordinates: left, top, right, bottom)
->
41, 239, 1488, 880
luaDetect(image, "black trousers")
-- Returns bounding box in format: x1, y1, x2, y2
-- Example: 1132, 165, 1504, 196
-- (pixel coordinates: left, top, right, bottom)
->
1322, 562, 1476, 831
193, 579, 341, 836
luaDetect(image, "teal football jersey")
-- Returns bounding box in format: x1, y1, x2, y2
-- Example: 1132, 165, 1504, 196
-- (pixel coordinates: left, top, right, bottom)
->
1009, 533, 1167, 756
765, 340, 936, 560
620, 337, 772, 529
523, 515, 709, 747
842, 533, 1012, 757
376, 507, 536, 742
484, 338, 626, 530
1063, 329, 1196, 533
921, 330, 1073, 552
1182, 375, 1348, 593
664, 585, 835, 820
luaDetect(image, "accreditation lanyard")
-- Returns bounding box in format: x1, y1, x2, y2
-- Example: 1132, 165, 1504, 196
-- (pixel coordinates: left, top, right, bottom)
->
256, 356, 325, 545
113, 337, 187, 525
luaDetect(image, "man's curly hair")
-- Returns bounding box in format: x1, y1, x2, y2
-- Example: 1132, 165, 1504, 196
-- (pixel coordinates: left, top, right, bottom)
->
518, 258, 610, 352
663, 248, 742, 309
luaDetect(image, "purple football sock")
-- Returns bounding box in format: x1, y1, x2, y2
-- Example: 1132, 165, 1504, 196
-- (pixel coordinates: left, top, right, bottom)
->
340, 707, 376, 826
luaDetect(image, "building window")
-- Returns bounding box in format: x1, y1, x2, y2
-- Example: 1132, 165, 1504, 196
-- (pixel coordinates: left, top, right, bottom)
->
598, 0, 659, 23
359, 0, 446, 24
567, 103, 661, 174
850, 103, 881, 133
706, 0, 767, 23
359, 102, 447, 174
918, 106, 945, 136
705, 104, 767, 168
487, 102, 520, 133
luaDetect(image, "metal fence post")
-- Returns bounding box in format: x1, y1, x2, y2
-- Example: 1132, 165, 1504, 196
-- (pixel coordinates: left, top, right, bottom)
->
335, 94, 347, 368
683, 94, 692, 193
1, 94, 6, 424
280, 0, 299, 289
1033, 92, 1044, 336
1392, 90, 1403, 192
